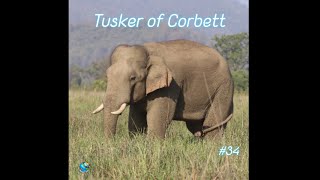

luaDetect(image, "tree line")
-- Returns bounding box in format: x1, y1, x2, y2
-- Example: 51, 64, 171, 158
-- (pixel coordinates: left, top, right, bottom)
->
69, 32, 248, 91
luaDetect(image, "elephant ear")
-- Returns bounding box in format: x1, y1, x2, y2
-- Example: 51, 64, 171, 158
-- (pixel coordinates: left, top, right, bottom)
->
146, 56, 173, 95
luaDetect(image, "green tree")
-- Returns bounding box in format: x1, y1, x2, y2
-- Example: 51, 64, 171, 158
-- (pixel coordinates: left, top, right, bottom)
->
85, 58, 108, 90
69, 65, 83, 88
212, 32, 248, 71
85, 59, 108, 80
232, 70, 248, 92
93, 79, 107, 91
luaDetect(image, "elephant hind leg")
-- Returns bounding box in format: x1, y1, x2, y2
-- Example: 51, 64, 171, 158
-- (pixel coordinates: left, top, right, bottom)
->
185, 120, 203, 137
128, 103, 147, 137
202, 80, 234, 139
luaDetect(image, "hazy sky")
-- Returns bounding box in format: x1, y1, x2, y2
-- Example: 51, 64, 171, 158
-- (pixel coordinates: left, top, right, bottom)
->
237, 0, 248, 7
69, 0, 248, 22
69, 0, 248, 68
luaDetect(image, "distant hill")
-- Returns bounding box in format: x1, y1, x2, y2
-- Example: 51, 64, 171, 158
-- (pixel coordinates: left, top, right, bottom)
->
69, 24, 211, 68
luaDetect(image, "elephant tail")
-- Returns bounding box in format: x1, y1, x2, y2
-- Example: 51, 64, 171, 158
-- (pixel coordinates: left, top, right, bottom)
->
201, 113, 233, 135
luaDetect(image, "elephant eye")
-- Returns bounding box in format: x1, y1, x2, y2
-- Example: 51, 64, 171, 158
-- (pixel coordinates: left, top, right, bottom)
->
130, 76, 136, 81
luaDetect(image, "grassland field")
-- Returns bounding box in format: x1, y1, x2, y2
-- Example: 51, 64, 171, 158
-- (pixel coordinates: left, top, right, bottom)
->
69, 90, 248, 180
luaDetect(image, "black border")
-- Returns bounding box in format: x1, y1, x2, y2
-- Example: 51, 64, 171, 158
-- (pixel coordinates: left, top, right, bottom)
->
10, 0, 278, 179
10, 1, 69, 178
249, 0, 298, 178
249, 0, 269, 178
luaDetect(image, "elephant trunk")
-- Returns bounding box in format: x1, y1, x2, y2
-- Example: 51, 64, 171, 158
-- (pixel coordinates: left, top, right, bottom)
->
92, 100, 125, 138
103, 108, 119, 138
92, 77, 131, 138
102, 90, 130, 138
103, 102, 119, 138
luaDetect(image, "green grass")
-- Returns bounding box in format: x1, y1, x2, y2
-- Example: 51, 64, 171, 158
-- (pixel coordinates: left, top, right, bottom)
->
69, 90, 248, 179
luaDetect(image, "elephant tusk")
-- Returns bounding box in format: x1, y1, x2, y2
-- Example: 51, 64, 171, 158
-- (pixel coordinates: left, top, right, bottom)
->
111, 103, 127, 115
92, 104, 104, 114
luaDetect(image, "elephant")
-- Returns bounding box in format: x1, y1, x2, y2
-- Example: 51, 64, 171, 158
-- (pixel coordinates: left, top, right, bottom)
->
92, 39, 234, 139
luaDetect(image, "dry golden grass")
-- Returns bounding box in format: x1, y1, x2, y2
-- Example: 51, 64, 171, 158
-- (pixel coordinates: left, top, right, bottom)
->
69, 90, 248, 179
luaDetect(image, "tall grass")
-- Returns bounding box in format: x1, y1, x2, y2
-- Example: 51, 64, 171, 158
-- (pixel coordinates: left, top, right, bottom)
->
69, 90, 248, 179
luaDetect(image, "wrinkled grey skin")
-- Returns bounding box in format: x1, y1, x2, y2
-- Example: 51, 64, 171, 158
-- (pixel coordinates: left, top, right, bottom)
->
96, 39, 233, 139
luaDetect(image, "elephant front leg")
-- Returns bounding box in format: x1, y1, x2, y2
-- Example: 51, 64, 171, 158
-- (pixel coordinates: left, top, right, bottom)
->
146, 96, 177, 139
128, 102, 147, 137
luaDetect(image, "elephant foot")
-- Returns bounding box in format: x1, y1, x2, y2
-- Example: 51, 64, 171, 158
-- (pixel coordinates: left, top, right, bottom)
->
194, 131, 203, 137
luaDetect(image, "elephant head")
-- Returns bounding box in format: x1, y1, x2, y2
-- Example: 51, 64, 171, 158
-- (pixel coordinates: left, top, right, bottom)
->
92, 44, 172, 138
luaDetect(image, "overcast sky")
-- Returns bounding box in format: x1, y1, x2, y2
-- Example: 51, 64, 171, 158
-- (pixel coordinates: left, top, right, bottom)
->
236, 0, 248, 7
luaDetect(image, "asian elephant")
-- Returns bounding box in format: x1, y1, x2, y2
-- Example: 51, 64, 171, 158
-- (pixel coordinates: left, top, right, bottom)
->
92, 39, 234, 139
